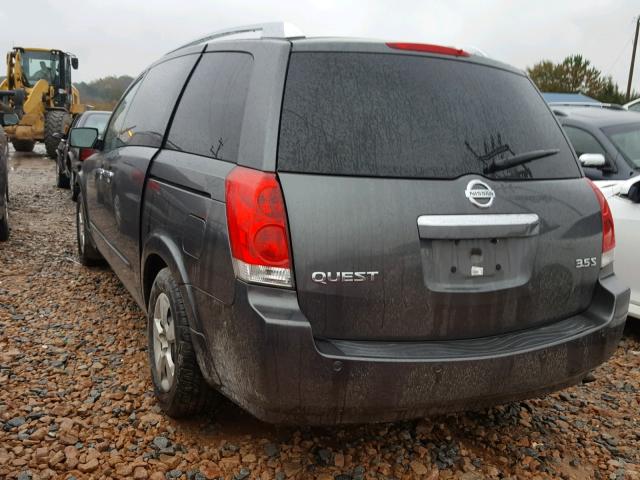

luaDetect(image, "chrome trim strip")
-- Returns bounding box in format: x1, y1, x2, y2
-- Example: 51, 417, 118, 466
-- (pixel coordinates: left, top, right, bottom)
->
417, 214, 540, 239
418, 214, 539, 228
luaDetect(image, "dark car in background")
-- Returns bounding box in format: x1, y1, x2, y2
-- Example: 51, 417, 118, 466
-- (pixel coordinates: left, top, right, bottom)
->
69, 23, 629, 424
0, 113, 19, 241
551, 106, 640, 181
56, 110, 110, 200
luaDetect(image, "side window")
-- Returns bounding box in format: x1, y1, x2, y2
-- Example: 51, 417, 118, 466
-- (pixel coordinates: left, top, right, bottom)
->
167, 52, 253, 162
102, 79, 142, 152
628, 103, 640, 112
120, 54, 198, 149
563, 126, 607, 158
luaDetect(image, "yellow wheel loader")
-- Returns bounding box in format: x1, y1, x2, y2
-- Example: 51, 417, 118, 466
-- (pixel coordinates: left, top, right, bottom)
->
0, 47, 85, 156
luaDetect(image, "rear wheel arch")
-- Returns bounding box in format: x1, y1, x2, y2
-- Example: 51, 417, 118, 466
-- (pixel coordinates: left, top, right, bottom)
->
143, 253, 168, 310
141, 235, 191, 311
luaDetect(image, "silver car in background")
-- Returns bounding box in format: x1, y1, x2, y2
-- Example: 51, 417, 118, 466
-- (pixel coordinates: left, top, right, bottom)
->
596, 176, 640, 319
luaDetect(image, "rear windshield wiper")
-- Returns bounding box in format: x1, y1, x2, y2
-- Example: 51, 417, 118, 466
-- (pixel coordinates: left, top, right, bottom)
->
483, 149, 560, 174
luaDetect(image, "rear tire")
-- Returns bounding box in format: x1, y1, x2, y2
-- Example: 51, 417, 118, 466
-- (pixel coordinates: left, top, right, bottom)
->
0, 187, 9, 242
148, 268, 218, 417
44, 110, 71, 158
12, 139, 34, 153
70, 170, 79, 202
76, 190, 103, 265
56, 156, 70, 189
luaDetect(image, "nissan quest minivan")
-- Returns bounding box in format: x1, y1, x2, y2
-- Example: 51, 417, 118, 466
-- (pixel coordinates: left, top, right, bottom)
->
69, 23, 630, 424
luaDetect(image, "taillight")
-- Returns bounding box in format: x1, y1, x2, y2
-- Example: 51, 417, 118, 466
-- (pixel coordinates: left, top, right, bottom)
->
386, 42, 470, 57
587, 179, 615, 268
79, 148, 97, 161
225, 166, 293, 288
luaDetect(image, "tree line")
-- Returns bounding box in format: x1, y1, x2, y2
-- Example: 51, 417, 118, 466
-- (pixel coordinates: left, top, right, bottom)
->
78, 55, 639, 109
527, 54, 639, 104
75, 75, 134, 111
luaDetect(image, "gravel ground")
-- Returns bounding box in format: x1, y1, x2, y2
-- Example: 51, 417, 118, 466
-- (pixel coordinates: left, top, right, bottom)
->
0, 147, 639, 480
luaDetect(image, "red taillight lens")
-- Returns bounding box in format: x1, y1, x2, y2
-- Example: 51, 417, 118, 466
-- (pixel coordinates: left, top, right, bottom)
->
79, 148, 97, 161
587, 179, 615, 266
386, 42, 470, 57
225, 166, 293, 287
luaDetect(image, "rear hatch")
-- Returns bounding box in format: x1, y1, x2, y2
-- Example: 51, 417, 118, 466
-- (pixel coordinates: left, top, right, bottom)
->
277, 46, 603, 341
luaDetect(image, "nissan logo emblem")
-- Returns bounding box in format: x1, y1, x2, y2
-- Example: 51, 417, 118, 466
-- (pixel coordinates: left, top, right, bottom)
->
465, 180, 495, 208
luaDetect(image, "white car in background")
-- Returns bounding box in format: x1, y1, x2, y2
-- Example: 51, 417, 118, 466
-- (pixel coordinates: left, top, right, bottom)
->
595, 176, 640, 319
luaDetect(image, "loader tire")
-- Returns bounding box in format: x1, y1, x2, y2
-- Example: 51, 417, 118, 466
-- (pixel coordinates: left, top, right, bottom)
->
12, 139, 34, 152
44, 110, 71, 158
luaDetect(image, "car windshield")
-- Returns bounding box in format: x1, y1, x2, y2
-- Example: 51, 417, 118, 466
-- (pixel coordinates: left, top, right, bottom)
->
20, 50, 58, 86
602, 123, 640, 168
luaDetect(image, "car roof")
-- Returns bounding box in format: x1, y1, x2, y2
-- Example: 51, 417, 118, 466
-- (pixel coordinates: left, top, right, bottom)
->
624, 97, 640, 108
553, 106, 640, 127
542, 92, 600, 104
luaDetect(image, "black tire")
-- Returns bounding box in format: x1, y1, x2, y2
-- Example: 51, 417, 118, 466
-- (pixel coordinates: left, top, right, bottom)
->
12, 139, 34, 152
148, 268, 218, 417
56, 156, 70, 189
44, 110, 71, 158
76, 190, 103, 265
70, 170, 79, 202
0, 187, 8, 242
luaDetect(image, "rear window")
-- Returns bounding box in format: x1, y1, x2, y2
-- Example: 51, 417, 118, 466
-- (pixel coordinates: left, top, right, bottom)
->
278, 52, 580, 180
81, 114, 109, 135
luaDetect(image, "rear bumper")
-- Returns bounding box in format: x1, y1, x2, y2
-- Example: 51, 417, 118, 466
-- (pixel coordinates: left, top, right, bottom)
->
193, 275, 629, 425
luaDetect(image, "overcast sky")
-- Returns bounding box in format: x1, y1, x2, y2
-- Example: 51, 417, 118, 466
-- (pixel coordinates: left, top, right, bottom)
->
0, 0, 638, 91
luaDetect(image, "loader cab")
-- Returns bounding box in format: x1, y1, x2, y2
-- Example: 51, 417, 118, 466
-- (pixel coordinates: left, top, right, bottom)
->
10, 48, 78, 108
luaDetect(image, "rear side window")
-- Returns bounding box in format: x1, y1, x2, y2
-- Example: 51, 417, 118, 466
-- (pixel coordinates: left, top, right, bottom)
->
120, 54, 198, 148
103, 79, 142, 152
278, 53, 580, 180
167, 52, 253, 162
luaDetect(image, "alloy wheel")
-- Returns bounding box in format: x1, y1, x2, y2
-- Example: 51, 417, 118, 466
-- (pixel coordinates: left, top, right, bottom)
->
152, 292, 176, 392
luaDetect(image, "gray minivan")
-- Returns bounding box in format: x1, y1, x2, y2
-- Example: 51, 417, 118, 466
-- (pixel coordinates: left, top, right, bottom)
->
69, 23, 630, 424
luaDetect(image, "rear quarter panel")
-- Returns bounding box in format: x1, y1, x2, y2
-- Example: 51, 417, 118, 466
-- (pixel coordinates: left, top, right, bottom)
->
142, 150, 236, 306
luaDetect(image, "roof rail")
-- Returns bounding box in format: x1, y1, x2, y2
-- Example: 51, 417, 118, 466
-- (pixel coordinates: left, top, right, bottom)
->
168, 22, 304, 53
